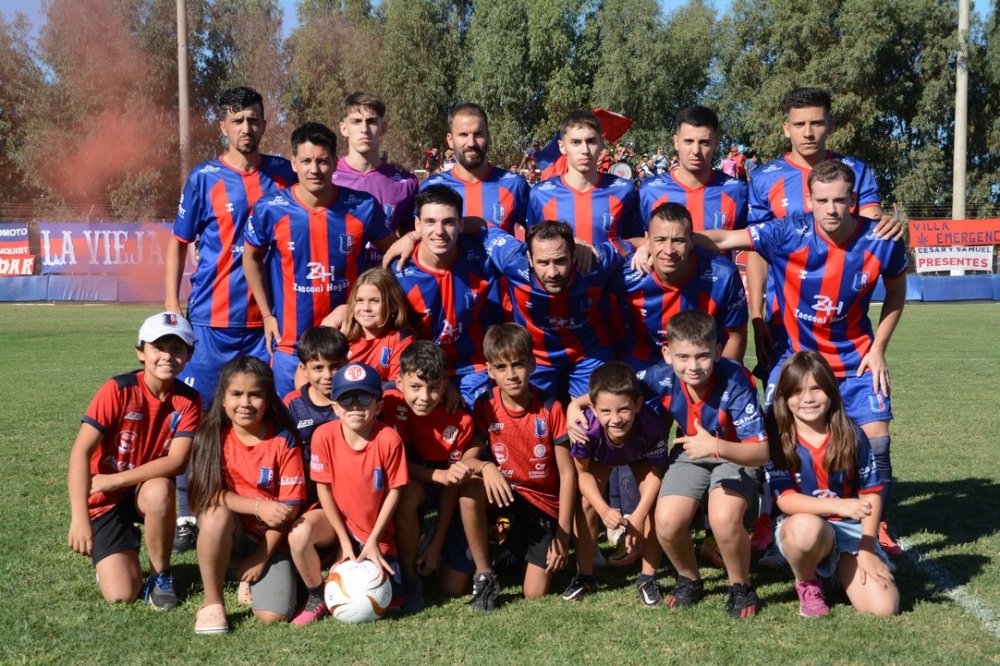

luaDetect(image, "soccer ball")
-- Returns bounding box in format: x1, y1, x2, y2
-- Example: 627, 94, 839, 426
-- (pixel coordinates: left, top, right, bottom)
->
324, 559, 393, 624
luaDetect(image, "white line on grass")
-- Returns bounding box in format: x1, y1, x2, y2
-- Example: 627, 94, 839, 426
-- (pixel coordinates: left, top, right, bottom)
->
898, 536, 1000, 638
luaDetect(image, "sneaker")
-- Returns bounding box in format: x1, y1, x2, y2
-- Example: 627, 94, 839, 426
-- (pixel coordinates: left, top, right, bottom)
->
699, 535, 726, 569
172, 521, 198, 554
143, 573, 180, 611
726, 584, 762, 619
758, 541, 788, 569
666, 575, 704, 608
468, 572, 500, 612
291, 596, 328, 626
879, 521, 903, 556
637, 578, 662, 607
749, 515, 773, 552
593, 544, 607, 568
401, 576, 425, 613
561, 574, 598, 601
608, 540, 641, 567
795, 578, 830, 617
606, 514, 629, 547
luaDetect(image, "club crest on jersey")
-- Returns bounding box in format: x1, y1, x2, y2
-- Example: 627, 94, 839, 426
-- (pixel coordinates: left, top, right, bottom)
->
339, 234, 355, 255
118, 430, 137, 455
492, 443, 508, 464
869, 392, 887, 413
464, 292, 479, 309
379, 346, 391, 367
442, 426, 460, 444
534, 419, 548, 438
169, 411, 182, 433
533, 443, 547, 458
373, 468, 385, 491
257, 467, 276, 492
492, 204, 507, 224
602, 213, 614, 233
851, 271, 871, 293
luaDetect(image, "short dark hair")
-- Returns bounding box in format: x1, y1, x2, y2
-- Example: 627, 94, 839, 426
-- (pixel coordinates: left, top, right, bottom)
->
783, 87, 832, 116
449, 102, 489, 131
560, 110, 602, 137
807, 159, 855, 193
291, 121, 337, 156
342, 91, 386, 120
218, 86, 264, 119
588, 361, 643, 403
664, 310, 717, 348
415, 184, 463, 218
648, 202, 693, 234
398, 340, 449, 384
526, 221, 575, 257
483, 323, 533, 365
297, 326, 349, 364
675, 105, 719, 133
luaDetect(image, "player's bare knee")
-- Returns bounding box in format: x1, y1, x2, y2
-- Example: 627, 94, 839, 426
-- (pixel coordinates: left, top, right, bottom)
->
254, 609, 288, 624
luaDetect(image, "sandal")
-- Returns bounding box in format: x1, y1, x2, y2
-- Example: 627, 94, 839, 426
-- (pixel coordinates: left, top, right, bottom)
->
194, 603, 229, 635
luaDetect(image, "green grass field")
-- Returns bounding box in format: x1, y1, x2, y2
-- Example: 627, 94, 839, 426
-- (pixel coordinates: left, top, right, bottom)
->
1, 302, 998, 665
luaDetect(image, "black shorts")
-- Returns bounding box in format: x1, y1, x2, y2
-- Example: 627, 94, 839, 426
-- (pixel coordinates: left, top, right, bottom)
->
91, 491, 142, 565
502, 493, 558, 570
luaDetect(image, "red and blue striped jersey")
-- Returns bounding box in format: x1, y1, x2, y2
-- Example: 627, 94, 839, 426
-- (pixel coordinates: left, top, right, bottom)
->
481, 227, 624, 367
392, 237, 506, 376
764, 423, 882, 517
638, 169, 748, 231
244, 186, 388, 355
637, 358, 766, 446
420, 166, 529, 233
173, 155, 295, 328
527, 174, 642, 244
748, 152, 880, 224
616, 247, 748, 369
747, 214, 907, 377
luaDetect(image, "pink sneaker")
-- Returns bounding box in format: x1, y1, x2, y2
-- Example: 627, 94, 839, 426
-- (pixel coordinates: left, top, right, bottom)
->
291, 598, 329, 626
795, 578, 830, 617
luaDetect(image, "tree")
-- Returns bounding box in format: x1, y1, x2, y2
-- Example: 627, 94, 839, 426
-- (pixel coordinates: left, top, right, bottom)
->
0, 12, 45, 205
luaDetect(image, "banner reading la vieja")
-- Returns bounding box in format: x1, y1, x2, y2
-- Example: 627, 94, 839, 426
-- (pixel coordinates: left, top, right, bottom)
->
36, 222, 194, 275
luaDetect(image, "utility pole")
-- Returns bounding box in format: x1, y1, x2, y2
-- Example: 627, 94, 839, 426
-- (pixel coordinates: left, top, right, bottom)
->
951, 0, 969, 222
177, 0, 190, 185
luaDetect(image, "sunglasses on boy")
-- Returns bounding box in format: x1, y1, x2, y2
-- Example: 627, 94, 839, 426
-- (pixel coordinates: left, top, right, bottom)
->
336, 391, 377, 407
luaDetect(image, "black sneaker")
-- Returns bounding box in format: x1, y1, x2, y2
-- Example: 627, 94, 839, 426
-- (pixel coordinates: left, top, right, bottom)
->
666, 575, 704, 608
172, 522, 198, 554
401, 576, 425, 613
560, 574, 598, 602
468, 572, 500, 612
637, 578, 662, 607
726, 584, 762, 619
144, 573, 180, 611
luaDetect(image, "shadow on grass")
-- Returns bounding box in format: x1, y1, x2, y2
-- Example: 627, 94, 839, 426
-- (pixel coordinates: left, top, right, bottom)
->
893, 478, 1000, 562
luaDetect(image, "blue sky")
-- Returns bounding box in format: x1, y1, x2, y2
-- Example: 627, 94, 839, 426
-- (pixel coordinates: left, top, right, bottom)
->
0, 0, 735, 40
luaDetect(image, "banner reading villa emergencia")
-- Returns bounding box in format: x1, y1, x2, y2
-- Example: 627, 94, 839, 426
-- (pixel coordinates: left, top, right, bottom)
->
914, 245, 995, 273
0, 223, 38, 276
908, 218, 1000, 247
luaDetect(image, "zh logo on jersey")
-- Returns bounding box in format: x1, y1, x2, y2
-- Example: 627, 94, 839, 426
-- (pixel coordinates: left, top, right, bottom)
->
813, 296, 844, 317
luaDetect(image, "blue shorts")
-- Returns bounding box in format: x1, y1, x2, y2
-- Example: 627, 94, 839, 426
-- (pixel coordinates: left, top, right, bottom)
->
272, 350, 301, 402
765, 358, 892, 426
530, 355, 606, 401
776, 516, 890, 580
450, 369, 492, 409
178, 325, 268, 406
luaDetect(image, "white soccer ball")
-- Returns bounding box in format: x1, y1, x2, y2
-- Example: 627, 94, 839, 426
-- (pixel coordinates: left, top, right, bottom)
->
324, 559, 393, 624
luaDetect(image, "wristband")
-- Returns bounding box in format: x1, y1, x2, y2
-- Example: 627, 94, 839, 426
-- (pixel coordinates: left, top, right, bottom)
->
263, 313, 276, 321
254, 498, 261, 521
714, 436, 721, 461
407, 231, 420, 243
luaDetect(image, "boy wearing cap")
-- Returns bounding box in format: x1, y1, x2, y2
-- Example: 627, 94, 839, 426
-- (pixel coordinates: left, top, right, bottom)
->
287, 362, 408, 625
67, 312, 202, 609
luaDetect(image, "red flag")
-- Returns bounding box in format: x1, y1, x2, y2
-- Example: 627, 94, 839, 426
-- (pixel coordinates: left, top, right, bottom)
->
593, 108, 634, 144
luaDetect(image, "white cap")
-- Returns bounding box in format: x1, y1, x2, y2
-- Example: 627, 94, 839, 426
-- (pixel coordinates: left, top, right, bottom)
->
138, 312, 195, 347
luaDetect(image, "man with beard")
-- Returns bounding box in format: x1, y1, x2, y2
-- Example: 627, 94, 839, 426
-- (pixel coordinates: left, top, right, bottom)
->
164, 87, 295, 553
481, 221, 629, 400
419, 103, 530, 234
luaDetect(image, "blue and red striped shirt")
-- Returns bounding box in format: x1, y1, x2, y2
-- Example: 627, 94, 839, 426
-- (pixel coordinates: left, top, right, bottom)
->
639, 169, 747, 232
527, 174, 642, 244
173, 155, 295, 328
747, 214, 907, 377
244, 185, 388, 355
616, 246, 748, 369
420, 166, 529, 233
